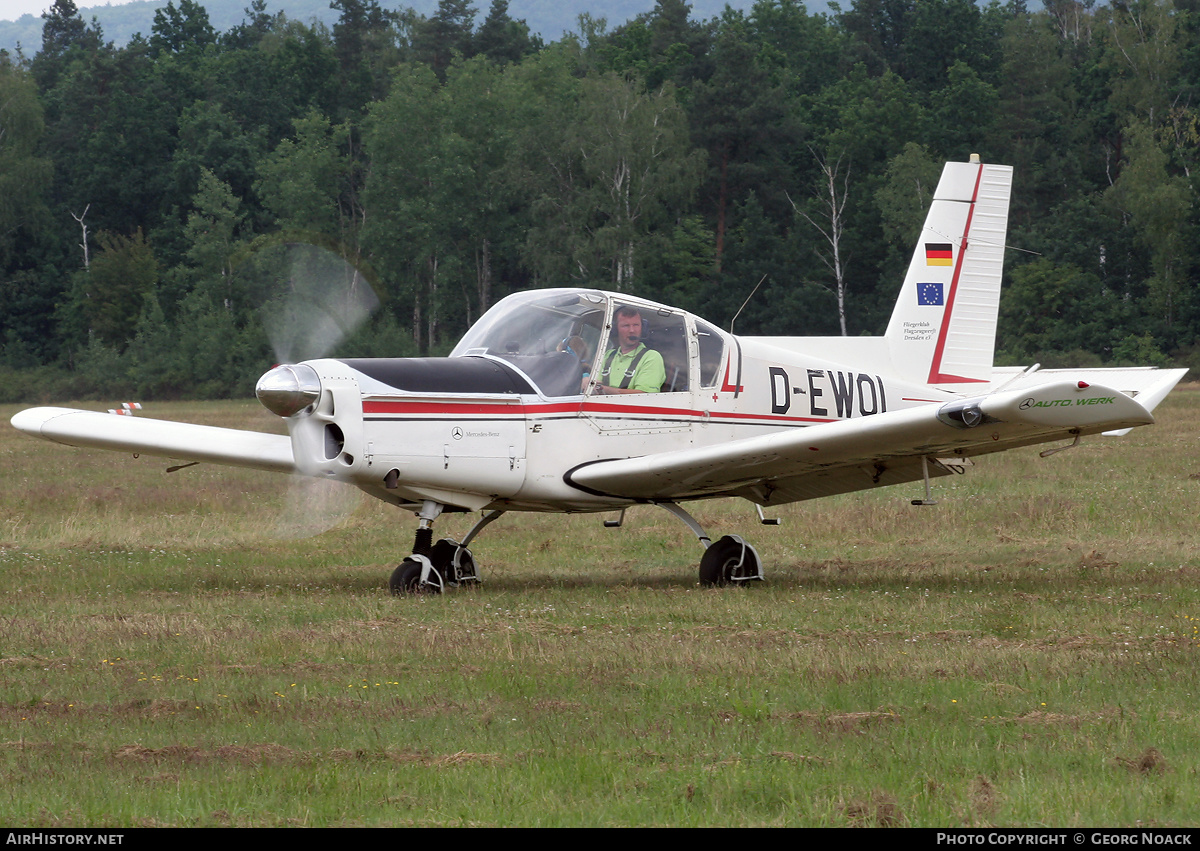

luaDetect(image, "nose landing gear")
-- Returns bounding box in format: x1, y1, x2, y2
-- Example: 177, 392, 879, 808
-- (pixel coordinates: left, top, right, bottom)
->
388, 503, 498, 595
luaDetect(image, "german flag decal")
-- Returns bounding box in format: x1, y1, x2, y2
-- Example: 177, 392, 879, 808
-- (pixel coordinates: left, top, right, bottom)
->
925, 243, 953, 266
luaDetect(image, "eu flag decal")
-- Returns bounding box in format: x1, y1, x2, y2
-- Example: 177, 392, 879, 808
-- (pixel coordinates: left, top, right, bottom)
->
918, 282, 944, 305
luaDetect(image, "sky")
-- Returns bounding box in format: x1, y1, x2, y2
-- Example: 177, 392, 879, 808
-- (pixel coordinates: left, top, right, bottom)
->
2, 1, 141, 21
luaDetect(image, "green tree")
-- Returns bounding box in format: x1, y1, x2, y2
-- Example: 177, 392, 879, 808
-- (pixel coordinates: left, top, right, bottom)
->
438, 57, 531, 319
222, 0, 287, 49
330, 0, 408, 117
171, 100, 261, 213
258, 109, 365, 262
40, 0, 90, 55
747, 0, 846, 95
804, 67, 925, 330
365, 56, 523, 350
184, 167, 245, 285
997, 258, 1123, 362
364, 62, 446, 350
31, 0, 104, 90
874, 141, 941, 269
475, 0, 540, 65
599, 0, 712, 89
994, 12, 1083, 225
899, 0, 995, 92
124, 291, 189, 397
688, 16, 793, 273
413, 0, 477, 79
927, 60, 998, 161
212, 15, 338, 152
69, 229, 159, 352
809, 65, 925, 169
0, 58, 57, 366
1105, 122, 1194, 332
839, 0, 913, 76
0, 59, 52, 252
519, 72, 704, 293
151, 169, 268, 397
150, 0, 217, 56
1101, 0, 1181, 127
40, 41, 179, 241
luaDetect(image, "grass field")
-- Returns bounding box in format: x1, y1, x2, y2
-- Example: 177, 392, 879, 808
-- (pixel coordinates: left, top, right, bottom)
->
2, 388, 1199, 826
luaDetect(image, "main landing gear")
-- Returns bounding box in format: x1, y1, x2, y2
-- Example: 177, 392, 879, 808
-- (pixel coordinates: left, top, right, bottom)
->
388, 502, 501, 595
388, 500, 766, 594
654, 502, 765, 587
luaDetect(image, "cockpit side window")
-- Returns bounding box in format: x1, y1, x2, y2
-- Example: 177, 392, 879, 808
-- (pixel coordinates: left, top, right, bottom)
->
598, 303, 689, 393
695, 319, 725, 388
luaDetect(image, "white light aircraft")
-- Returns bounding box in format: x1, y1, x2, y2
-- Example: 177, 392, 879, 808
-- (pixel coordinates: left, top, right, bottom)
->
12, 156, 1187, 593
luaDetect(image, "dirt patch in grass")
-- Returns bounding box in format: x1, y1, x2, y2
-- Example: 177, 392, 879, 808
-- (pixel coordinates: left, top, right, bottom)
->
970, 774, 1000, 816
1008, 707, 1131, 728
1115, 746, 1168, 775
110, 742, 507, 767
113, 743, 298, 764
843, 789, 905, 826
786, 709, 902, 733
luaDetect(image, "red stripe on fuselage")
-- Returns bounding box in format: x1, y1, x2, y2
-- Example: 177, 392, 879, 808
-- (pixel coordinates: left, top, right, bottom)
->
361, 397, 837, 426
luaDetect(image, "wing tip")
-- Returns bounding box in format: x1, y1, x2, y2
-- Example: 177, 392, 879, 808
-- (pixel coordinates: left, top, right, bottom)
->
11, 406, 79, 436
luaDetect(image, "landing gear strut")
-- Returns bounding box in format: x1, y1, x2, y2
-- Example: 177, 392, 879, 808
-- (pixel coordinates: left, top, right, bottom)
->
388, 503, 501, 595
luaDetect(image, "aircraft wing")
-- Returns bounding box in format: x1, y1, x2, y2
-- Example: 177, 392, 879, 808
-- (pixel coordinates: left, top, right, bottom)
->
564, 379, 1157, 506
10, 407, 295, 474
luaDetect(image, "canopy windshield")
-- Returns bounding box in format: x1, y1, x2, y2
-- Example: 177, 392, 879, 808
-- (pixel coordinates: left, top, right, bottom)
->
452, 290, 608, 397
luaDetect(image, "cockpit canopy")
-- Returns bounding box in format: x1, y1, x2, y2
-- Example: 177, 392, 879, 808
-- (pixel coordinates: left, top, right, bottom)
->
451, 289, 725, 398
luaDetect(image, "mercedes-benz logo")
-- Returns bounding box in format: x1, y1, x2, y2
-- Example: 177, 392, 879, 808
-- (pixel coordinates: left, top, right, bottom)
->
1018, 397, 1034, 410
452, 427, 463, 440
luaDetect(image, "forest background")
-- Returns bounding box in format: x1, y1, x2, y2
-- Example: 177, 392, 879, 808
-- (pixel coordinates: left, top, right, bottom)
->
0, 0, 1197, 403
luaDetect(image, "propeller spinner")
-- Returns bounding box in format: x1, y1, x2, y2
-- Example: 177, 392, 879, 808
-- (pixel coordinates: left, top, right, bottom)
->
256, 363, 321, 418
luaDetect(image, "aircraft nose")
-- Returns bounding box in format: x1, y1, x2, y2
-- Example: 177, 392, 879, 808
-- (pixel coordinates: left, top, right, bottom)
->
256, 363, 321, 417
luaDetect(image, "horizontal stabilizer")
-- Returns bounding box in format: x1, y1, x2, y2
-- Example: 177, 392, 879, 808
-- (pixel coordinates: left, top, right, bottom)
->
11, 407, 295, 474
990, 366, 1186, 412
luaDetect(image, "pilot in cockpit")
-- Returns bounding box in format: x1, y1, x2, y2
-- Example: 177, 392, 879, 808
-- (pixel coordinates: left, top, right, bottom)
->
590, 305, 666, 395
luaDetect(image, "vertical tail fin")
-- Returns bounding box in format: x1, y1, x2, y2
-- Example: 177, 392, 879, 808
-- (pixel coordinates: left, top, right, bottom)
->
884, 156, 1013, 390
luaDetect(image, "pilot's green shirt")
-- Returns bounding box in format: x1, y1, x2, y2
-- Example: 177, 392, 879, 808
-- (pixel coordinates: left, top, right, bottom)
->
600, 343, 666, 393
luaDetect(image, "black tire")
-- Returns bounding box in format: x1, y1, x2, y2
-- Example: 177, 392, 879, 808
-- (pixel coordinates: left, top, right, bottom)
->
388, 558, 441, 595
699, 535, 754, 587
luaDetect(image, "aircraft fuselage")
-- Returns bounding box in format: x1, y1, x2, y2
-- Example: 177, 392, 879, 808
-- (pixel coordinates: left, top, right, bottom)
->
290, 289, 961, 514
